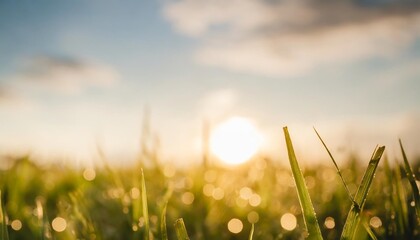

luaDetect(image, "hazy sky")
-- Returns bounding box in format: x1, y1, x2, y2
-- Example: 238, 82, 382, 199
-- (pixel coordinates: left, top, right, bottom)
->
1, 0, 419, 166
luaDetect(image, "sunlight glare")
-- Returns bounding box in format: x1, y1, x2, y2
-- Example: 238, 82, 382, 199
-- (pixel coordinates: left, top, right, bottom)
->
210, 117, 263, 165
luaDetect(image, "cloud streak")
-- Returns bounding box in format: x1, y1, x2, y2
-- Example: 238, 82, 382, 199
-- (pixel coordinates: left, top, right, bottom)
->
163, 0, 420, 77
16, 55, 119, 93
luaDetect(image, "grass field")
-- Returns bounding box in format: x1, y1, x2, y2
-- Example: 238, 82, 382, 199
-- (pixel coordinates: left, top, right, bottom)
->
0, 129, 419, 240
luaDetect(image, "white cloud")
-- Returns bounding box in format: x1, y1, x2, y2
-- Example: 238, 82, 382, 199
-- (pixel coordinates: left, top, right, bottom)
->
15, 55, 120, 94
163, 0, 288, 37
197, 89, 238, 119
370, 58, 420, 86
0, 86, 34, 110
163, 0, 420, 77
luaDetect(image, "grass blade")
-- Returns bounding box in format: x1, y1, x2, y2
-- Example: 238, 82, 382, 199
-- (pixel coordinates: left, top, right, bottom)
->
249, 223, 255, 240
174, 218, 190, 240
141, 169, 150, 240
283, 127, 323, 240
314, 128, 354, 202
36, 197, 44, 240
341, 146, 385, 240
0, 191, 9, 240
394, 164, 409, 235
362, 220, 378, 240
399, 139, 420, 221
160, 202, 168, 240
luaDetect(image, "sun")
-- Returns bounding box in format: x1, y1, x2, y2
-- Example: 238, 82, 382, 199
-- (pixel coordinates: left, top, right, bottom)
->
210, 117, 263, 165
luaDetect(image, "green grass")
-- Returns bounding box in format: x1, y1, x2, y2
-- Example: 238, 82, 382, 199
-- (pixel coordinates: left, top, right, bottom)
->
174, 218, 190, 240
283, 127, 323, 240
160, 202, 168, 240
141, 169, 150, 240
248, 223, 254, 240
0, 131, 418, 239
399, 139, 420, 222
314, 128, 386, 239
1, 191, 9, 240
287, 127, 385, 240
340, 146, 385, 240
314, 128, 354, 203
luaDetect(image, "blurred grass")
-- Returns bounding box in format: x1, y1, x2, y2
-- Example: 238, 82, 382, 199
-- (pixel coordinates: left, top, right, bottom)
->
1, 190, 9, 240
0, 144, 418, 239
174, 218, 189, 240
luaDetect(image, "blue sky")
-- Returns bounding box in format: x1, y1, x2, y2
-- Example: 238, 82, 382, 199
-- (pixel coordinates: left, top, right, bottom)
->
1, 0, 419, 165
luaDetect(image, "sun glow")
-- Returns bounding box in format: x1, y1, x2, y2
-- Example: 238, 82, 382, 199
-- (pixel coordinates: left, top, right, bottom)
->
210, 117, 263, 165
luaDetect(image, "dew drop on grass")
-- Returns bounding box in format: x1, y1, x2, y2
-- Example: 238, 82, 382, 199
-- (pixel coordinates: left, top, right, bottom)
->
132, 224, 138, 231
123, 207, 129, 214
370, 216, 382, 228
247, 211, 259, 223
212, 187, 224, 200
181, 192, 194, 205
138, 217, 145, 227
11, 219, 22, 231
281, 213, 297, 231
324, 217, 335, 229
305, 176, 316, 189
322, 169, 336, 182
130, 187, 140, 199
83, 168, 96, 181
239, 187, 253, 200
236, 197, 248, 208
52, 217, 67, 232
163, 165, 176, 178
227, 218, 243, 234
249, 194, 261, 207
203, 184, 214, 197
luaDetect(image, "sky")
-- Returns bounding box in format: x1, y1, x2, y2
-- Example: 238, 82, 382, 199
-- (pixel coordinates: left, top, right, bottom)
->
0, 0, 419, 166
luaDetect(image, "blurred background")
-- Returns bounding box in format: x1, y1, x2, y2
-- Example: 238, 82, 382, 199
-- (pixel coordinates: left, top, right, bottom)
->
1, 1, 420, 240
1, 0, 420, 165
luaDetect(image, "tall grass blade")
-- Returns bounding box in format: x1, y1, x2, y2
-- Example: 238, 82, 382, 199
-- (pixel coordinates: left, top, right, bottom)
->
394, 164, 409, 235
0, 191, 9, 240
132, 171, 142, 237
97, 145, 124, 190
341, 146, 385, 240
141, 168, 150, 240
383, 156, 401, 236
399, 139, 420, 221
314, 128, 354, 202
362, 220, 378, 240
36, 197, 52, 240
69, 192, 98, 239
248, 223, 255, 240
160, 202, 168, 240
283, 127, 323, 240
159, 184, 173, 240
174, 218, 190, 240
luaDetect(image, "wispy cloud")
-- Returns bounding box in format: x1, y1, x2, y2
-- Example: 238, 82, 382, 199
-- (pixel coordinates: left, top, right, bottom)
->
197, 89, 238, 120
370, 58, 420, 86
14, 55, 120, 94
163, 0, 420, 77
0, 86, 29, 107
